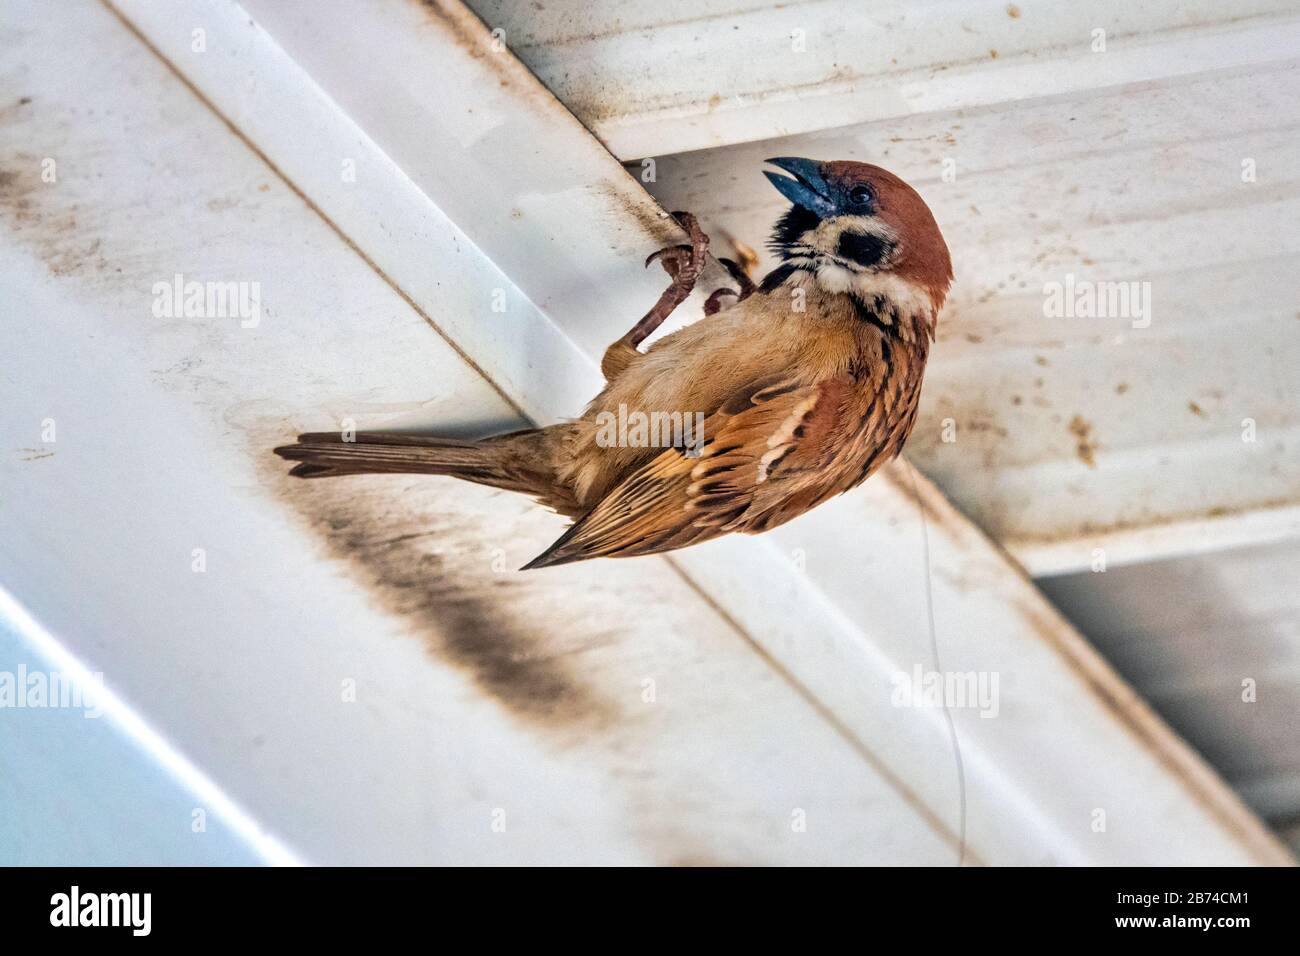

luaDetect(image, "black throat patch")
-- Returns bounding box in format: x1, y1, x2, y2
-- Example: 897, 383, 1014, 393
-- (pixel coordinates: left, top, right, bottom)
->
768, 205, 821, 260
758, 261, 811, 293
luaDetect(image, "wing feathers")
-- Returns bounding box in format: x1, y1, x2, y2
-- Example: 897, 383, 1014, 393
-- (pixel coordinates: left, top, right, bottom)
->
524, 377, 855, 568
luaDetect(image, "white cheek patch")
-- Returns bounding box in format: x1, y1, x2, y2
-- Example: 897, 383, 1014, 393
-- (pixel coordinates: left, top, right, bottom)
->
809, 219, 851, 256
853, 273, 936, 318
813, 262, 859, 294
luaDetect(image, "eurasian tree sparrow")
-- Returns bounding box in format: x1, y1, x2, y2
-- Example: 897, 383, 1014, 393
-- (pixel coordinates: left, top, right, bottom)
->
276, 158, 952, 569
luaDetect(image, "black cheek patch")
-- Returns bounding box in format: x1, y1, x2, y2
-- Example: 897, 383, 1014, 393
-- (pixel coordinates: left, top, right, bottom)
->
837, 231, 890, 267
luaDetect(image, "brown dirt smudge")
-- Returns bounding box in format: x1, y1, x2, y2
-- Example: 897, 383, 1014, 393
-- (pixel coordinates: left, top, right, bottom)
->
266, 454, 621, 731
1068, 415, 1096, 468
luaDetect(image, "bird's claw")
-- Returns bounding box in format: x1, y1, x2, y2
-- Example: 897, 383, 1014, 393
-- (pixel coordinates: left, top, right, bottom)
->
644, 211, 708, 279
717, 257, 757, 298
645, 244, 694, 276
602, 211, 712, 379
704, 288, 736, 315
702, 257, 758, 315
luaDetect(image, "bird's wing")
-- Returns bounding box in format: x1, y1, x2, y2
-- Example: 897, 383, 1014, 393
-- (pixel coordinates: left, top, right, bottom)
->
523, 376, 860, 568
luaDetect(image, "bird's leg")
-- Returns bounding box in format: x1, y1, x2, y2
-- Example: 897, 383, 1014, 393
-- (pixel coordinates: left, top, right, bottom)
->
601, 211, 709, 380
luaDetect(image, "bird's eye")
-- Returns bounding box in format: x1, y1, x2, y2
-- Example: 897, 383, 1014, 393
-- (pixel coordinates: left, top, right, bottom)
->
848, 185, 873, 207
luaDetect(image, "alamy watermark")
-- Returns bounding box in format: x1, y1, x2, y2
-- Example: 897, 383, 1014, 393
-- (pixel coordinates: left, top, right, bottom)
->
0, 664, 104, 718
50, 886, 150, 936
1043, 273, 1151, 329
595, 403, 705, 456
890, 663, 999, 718
152, 272, 261, 328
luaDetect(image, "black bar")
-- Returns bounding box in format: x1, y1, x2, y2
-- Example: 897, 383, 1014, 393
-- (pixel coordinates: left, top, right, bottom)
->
0, 865, 1289, 941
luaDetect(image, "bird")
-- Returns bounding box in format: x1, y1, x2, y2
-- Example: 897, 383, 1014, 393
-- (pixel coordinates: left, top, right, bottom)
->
275, 158, 953, 569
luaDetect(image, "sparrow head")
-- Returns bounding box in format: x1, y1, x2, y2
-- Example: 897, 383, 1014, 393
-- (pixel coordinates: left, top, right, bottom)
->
764, 157, 952, 319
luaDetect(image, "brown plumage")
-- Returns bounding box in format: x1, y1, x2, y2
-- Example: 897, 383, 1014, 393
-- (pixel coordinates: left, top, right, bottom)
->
275, 159, 952, 569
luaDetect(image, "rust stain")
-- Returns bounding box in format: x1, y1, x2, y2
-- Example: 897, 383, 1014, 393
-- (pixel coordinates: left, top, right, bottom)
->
1068, 415, 1096, 468
1006, 3, 1021, 17
1188, 400, 1206, 418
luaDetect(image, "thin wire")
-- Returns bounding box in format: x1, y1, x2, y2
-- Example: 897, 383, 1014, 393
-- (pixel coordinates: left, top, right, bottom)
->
905, 460, 968, 866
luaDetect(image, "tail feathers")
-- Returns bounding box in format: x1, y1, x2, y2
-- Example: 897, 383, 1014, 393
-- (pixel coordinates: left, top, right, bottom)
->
275, 432, 498, 480
273, 430, 581, 517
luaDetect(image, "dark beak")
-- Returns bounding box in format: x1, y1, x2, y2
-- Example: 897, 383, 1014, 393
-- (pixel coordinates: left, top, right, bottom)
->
764, 157, 837, 218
